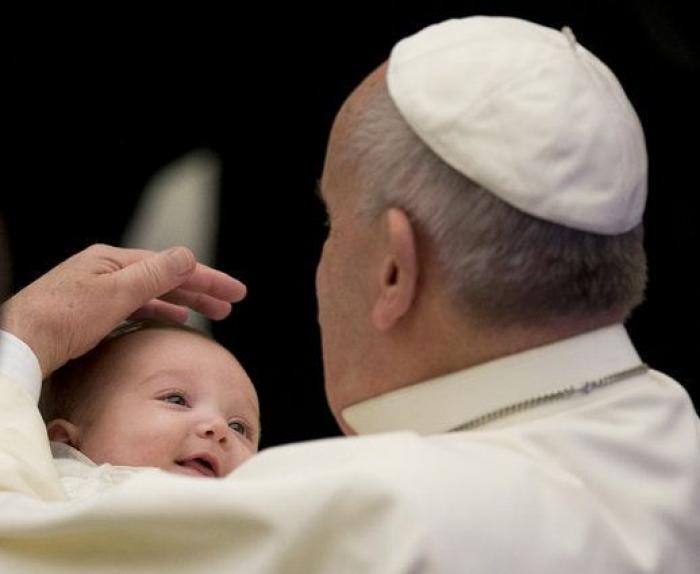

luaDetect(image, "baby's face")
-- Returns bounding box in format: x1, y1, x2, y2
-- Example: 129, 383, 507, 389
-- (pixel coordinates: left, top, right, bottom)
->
66, 329, 260, 478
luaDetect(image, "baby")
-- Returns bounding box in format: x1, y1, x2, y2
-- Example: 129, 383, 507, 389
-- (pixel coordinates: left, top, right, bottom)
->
39, 319, 260, 481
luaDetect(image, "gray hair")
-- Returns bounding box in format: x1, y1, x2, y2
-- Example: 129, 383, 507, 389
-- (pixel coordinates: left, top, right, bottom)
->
343, 81, 647, 326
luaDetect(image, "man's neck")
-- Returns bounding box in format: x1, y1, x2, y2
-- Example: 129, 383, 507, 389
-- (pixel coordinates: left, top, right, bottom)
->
360, 307, 626, 408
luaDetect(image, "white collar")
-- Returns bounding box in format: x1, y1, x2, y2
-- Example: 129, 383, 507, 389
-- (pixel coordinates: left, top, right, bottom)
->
342, 324, 642, 435
50, 441, 98, 466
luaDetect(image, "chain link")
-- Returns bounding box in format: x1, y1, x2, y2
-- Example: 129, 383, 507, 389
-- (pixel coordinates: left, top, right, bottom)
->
449, 364, 649, 432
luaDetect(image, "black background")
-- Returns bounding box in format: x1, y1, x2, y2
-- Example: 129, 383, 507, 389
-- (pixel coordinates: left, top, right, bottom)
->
5, 1, 698, 448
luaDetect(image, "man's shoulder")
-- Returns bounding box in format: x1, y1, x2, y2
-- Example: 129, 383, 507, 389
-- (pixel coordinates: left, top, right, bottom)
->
235, 430, 550, 496
231, 430, 608, 570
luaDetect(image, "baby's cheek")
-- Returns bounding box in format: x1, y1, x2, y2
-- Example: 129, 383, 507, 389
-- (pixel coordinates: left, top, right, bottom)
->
81, 424, 167, 468
226, 445, 257, 475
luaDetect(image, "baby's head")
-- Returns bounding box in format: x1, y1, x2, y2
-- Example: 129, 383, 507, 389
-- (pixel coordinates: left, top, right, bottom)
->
40, 320, 260, 478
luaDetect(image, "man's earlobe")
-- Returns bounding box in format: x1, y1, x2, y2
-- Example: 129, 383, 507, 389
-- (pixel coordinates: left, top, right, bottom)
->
46, 418, 80, 447
372, 208, 418, 331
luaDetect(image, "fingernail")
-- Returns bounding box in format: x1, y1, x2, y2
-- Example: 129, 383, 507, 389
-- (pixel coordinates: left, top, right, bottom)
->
164, 247, 194, 274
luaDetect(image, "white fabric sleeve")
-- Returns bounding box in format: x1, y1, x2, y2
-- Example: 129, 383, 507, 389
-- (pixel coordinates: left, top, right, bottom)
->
0, 329, 43, 402
0, 433, 430, 572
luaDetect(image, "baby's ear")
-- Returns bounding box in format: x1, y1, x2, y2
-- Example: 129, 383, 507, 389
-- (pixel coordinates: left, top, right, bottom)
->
46, 418, 80, 446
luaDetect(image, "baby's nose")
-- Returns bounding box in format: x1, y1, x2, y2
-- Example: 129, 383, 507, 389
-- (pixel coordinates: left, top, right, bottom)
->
196, 416, 229, 443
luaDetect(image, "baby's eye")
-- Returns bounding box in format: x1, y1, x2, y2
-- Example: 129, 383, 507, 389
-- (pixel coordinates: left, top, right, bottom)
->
228, 421, 247, 436
162, 394, 187, 407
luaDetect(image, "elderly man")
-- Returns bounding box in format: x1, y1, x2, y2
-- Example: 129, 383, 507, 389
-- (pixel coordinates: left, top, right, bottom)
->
2, 16, 698, 573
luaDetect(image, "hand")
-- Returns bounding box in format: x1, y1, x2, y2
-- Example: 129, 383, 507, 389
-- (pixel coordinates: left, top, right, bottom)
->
0, 244, 246, 378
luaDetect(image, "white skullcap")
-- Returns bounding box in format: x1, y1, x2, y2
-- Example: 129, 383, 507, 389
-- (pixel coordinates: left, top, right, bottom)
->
387, 16, 647, 234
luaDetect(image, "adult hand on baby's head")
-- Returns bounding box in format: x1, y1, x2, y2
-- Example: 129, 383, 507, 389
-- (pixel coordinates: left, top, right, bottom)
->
1, 244, 246, 378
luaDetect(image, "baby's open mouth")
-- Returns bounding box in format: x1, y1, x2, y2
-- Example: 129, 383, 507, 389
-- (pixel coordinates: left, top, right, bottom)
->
175, 456, 218, 478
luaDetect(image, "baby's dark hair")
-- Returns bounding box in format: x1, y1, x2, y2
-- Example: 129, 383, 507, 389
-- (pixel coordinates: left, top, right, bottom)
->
39, 319, 212, 424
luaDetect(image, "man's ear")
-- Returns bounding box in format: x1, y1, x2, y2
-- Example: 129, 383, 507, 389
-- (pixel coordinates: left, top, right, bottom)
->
372, 208, 418, 331
46, 418, 81, 447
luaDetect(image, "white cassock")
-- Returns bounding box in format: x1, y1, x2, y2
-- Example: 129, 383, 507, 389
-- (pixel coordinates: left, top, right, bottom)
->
1, 325, 699, 573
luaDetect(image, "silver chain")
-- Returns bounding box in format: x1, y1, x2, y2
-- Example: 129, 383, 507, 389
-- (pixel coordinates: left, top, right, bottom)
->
449, 364, 649, 432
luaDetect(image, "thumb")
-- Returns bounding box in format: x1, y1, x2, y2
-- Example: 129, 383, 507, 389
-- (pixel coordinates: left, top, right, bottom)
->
116, 247, 196, 308
158, 246, 197, 278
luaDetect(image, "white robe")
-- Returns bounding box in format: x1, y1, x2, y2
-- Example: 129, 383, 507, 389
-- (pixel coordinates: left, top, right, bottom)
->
1, 325, 699, 573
